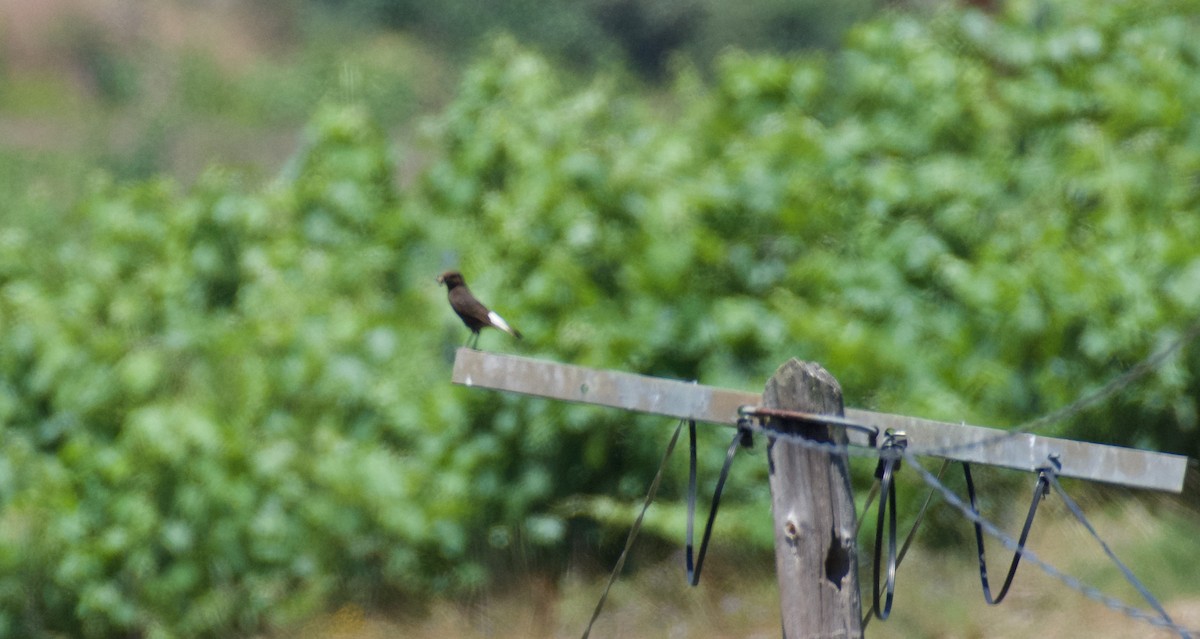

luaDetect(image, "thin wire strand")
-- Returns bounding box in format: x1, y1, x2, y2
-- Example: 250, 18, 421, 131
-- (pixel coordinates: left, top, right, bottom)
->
581, 420, 683, 639
1020, 320, 1200, 434
911, 318, 1200, 458
862, 459, 952, 630
1046, 472, 1188, 638
854, 481, 880, 538
896, 459, 952, 567
903, 451, 1200, 637
966, 463, 1051, 606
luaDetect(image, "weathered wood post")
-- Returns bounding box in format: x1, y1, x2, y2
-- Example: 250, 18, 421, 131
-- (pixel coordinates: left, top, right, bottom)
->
764, 359, 863, 638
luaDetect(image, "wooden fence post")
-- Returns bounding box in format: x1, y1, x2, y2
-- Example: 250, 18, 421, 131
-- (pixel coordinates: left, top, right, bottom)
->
765, 359, 863, 638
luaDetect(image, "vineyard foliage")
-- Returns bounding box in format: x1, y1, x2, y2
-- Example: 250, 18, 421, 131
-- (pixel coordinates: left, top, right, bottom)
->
2, 0, 1200, 636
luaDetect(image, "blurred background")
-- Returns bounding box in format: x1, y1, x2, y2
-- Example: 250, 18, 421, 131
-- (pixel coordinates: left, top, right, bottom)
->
1, 0, 1199, 637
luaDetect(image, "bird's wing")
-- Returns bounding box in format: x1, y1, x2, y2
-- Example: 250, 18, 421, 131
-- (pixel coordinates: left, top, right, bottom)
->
449, 288, 494, 328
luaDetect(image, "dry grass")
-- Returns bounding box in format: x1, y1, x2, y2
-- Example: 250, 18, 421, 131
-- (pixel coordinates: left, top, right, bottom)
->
280, 495, 1200, 639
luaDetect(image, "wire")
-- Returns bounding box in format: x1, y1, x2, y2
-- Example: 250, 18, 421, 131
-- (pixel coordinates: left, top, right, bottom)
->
581, 419, 683, 639
903, 450, 1200, 637
870, 436, 903, 620
854, 481, 881, 538
896, 459, 951, 567
965, 462, 1051, 605
862, 459, 952, 630
685, 420, 745, 586
911, 318, 1200, 458
1020, 320, 1200, 435
1046, 472, 1188, 638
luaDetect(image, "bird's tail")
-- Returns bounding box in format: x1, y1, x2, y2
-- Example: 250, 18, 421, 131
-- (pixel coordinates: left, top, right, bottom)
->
488, 311, 522, 339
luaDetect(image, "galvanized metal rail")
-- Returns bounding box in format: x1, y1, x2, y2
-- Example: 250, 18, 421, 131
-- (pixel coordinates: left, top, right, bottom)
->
451, 349, 1188, 493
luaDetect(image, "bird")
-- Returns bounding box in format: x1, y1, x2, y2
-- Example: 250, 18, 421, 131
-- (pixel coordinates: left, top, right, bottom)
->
437, 270, 522, 349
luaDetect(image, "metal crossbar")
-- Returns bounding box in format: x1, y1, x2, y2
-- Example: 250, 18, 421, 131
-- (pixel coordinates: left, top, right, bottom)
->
450, 349, 1188, 493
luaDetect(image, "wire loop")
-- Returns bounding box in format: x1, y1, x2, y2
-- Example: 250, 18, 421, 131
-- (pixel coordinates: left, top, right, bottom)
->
964, 459, 1053, 605
581, 419, 684, 639
685, 418, 752, 586
1043, 465, 1188, 638
871, 430, 907, 620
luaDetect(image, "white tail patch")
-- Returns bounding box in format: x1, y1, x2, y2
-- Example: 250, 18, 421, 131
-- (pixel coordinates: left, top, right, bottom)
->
488, 311, 517, 336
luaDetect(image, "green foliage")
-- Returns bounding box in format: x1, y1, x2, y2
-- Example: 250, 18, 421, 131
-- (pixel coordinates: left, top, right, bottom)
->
0, 107, 443, 637
3, 0, 1200, 635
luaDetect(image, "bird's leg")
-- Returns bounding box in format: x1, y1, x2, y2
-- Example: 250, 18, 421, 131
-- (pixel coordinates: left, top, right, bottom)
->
469, 331, 480, 350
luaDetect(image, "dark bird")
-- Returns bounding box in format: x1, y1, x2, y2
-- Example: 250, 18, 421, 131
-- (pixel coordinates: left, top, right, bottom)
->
437, 270, 522, 349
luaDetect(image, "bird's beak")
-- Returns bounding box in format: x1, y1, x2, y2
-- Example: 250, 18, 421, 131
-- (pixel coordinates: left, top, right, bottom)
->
436, 275, 444, 285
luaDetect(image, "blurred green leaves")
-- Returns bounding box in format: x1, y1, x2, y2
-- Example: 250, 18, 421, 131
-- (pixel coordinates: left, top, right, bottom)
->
3, 0, 1200, 635
0, 107, 445, 637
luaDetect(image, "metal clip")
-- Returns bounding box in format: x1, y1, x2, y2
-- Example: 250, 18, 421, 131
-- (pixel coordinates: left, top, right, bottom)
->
1036, 453, 1062, 497
735, 415, 755, 449
875, 429, 908, 479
